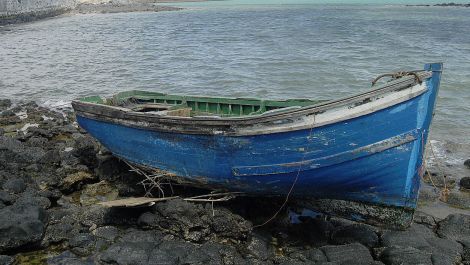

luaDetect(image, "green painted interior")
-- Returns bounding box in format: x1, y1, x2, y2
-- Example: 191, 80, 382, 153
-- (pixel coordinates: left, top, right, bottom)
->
78, 90, 326, 117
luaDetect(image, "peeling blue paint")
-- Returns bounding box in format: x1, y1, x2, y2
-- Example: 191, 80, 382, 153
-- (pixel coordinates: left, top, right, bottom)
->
76, 63, 442, 217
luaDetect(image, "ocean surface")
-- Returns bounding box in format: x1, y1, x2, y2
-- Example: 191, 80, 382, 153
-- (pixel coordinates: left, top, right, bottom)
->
0, 2, 469, 174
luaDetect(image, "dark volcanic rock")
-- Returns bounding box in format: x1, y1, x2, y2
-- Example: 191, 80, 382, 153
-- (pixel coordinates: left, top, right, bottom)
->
412, 211, 437, 228
46, 250, 94, 265
426, 237, 463, 264
0, 99, 11, 111
380, 246, 432, 265
436, 213, 470, 242
0, 136, 45, 167
461, 240, 470, 262
320, 243, 374, 263
95, 154, 125, 181
92, 226, 119, 242
464, 159, 470, 169
330, 224, 379, 248
97, 228, 238, 265
245, 233, 274, 261
69, 233, 96, 256
139, 198, 252, 243
446, 191, 470, 209
72, 136, 99, 168
0, 204, 47, 252
381, 224, 434, 250
1, 178, 26, 193
0, 191, 15, 205
461, 177, 470, 190
0, 255, 13, 265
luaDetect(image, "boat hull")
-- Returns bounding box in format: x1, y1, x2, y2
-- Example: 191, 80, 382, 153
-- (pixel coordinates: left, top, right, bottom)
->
75, 63, 442, 228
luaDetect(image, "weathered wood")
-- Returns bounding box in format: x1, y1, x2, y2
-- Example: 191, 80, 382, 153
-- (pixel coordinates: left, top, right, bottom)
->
98, 196, 179, 208
72, 72, 431, 136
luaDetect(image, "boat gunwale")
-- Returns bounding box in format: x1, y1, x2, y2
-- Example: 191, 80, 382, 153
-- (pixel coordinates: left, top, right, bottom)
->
72, 71, 432, 135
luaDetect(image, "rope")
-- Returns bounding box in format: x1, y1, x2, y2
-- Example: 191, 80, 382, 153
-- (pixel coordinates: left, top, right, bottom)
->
372, 71, 422, 86
420, 131, 449, 201
253, 116, 315, 228
428, 140, 450, 200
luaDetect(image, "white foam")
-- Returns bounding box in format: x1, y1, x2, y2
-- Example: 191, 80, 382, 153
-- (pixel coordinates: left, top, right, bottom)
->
15, 110, 28, 120
40, 100, 72, 112
20, 123, 39, 133
64, 147, 74, 152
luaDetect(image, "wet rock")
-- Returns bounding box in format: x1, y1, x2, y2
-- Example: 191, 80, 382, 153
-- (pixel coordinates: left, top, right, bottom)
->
0, 99, 11, 111
98, 229, 164, 264
461, 177, 470, 190
423, 173, 456, 188
14, 193, 51, 209
46, 250, 94, 265
446, 191, 470, 209
79, 205, 143, 228
418, 187, 440, 203
412, 211, 437, 228
304, 248, 327, 263
245, 233, 274, 261
92, 226, 119, 242
38, 188, 62, 203
72, 136, 99, 168
41, 149, 62, 166
302, 217, 335, 247
461, 240, 470, 262
79, 205, 109, 228
59, 171, 96, 193
142, 198, 252, 243
0, 255, 13, 265
320, 243, 374, 263
182, 241, 243, 265
464, 159, 470, 169
43, 222, 76, 246
0, 204, 47, 252
79, 181, 119, 206
0, 191, 15, 205
330, 224, 379, 248
381, 224, 434, 250
426, 237, 463, 264
380, 246, 432, 265
69, 233, 96, 256
42, 206, 80, 247
436, 213, 470, 242
1, 178, 26, 193
0, 136, 45, 167
95, 154, 125, 181
99, 241, 153, 265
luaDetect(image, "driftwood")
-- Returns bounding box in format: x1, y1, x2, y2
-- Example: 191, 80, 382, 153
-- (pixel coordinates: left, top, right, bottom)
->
98, 196, 179, 208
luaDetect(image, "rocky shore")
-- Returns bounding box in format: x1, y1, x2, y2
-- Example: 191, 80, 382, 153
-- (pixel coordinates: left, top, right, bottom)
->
0, 0, 181, 26
0, 100, 469, 265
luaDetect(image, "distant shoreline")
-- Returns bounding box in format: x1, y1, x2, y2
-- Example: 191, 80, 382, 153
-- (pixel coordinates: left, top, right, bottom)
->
406, 2, 470, 7
0, 0, 201, 26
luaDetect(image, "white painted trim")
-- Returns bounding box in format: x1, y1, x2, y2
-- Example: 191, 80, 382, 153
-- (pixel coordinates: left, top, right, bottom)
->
232, 82, 428, 136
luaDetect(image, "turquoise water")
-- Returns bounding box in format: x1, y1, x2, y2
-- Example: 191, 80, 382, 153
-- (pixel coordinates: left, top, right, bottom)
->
0, 4, 469, 171
165, 0, 469, 6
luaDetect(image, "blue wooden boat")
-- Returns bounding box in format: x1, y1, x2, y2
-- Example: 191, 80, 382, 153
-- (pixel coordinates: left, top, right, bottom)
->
72, 63, 443, 228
